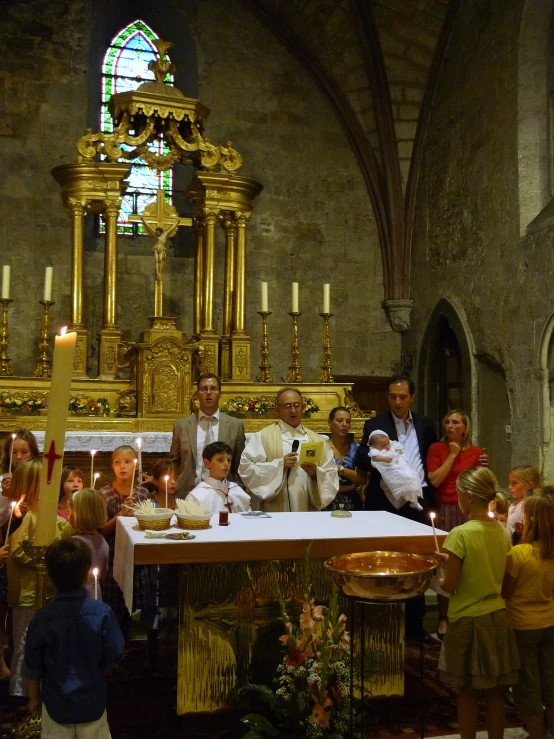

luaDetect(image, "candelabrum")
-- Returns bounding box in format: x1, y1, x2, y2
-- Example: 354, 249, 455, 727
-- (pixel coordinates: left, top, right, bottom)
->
318, 312, 334, 383
286, 311, 304, 383
34, 300, 55, 377
256, 311, 273, 382
20, 540, 51, 610
0, 298, 14, 376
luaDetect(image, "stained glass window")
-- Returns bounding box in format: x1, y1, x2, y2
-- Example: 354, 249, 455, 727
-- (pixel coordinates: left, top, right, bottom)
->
100, 20, 174, 235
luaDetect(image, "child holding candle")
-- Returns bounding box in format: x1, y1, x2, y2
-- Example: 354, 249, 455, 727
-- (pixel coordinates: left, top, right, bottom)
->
57, 465, 84, 521
7, 459, 67, 698
144, 458, 179, 508
68, 488, 108, 601
186, 442, 251, 514
23, 539, 124, 734
99, 445, 155, 644
1, 429, 40, 498
437, 466, 518, 737
507, 465, 540, 545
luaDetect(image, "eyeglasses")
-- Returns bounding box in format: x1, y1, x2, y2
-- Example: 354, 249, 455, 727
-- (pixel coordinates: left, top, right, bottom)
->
278, 402, 303, 411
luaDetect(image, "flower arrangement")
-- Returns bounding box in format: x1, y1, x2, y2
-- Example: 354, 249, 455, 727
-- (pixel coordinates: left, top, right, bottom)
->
0, 393, 44, 415
238, 550, 350, 738
220, 397, 270, 418
68, 396, 110, 417
220, 397, 320, 419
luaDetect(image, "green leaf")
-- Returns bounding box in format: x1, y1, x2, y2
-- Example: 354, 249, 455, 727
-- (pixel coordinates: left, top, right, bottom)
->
240, 713, 281, 736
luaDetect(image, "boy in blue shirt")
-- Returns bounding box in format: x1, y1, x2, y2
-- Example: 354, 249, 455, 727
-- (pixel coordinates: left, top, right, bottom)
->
23, 538, 124, 738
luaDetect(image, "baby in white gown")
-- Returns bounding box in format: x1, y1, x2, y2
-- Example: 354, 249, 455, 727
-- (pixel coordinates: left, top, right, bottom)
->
368, 430, 423, 511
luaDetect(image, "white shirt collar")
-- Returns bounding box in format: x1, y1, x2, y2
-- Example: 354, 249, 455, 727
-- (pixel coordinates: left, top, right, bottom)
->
278, 419, 306, 436
199, 409, 220, 423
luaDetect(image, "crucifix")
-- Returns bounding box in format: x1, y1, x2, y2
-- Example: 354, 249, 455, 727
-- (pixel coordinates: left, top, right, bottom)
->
129, 189, 192, 316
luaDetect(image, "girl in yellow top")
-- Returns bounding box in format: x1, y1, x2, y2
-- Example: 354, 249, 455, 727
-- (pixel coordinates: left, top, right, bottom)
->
7, 459, 67, 698
437, 466, 519, 739
502, 490, 554, 739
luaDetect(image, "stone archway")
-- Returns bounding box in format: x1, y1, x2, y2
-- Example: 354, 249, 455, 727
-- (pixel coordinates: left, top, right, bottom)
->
539, 312, 554, 481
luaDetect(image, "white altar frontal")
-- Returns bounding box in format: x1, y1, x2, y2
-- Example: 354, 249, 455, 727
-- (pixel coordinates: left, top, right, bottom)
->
114, 511, 446, 714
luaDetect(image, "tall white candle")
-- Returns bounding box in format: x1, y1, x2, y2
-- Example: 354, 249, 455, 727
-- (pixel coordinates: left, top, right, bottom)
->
93, 567, 99, 600
35, 327, 77, 546
323, 283, 330, 313
291, 282, 299, 313
90, 449, 96, 488
43, 267, 53, 302
429, 512, 440, 554
136, 438, 142, 483
260, 282, 268, 312
133, 458, 137, 487
1, 266, 10, 300
7, 433, 16, 476
164, 474, 169, 509
6, 501, 16, 540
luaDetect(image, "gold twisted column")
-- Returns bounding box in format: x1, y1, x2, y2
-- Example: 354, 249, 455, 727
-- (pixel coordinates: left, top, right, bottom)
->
193, 218, 204, 338
256, 311, 273, 382
99, 199, 122, 379
230, 212, 251, 381
199, 209, 219, 375
318, 312, 334, 383
67, 197, 89, 378
220, 217, 236, 380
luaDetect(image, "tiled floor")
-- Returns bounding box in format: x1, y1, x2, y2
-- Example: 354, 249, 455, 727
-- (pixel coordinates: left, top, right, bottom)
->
430, 729, 527, 739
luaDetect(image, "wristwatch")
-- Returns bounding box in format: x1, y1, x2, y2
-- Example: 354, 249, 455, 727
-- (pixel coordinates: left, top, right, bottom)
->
338, 465, 344, 475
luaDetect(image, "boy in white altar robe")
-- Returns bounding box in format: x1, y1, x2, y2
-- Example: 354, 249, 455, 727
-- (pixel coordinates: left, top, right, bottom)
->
239, 388, 339, 512
185, 441, 251, 514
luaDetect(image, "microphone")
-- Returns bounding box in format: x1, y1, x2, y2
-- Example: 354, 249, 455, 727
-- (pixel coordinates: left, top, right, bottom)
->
286, 439, 300, 479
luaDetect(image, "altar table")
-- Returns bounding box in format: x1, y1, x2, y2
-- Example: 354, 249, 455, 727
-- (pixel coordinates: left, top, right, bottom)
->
114, 511, 446, 714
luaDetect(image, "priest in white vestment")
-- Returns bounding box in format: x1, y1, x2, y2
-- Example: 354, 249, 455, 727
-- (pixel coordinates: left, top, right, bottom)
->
239, 388, 339, 512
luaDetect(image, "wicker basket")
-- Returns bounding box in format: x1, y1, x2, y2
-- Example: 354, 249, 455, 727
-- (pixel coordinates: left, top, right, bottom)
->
175, 512, 212, 530
135, 508, 173, 531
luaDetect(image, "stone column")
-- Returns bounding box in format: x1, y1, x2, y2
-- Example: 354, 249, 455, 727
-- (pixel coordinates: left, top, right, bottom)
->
220, 217, 236, 380
99, 199, 122, 379
230, 211, 251, 381
200, 208, 219, 376
67, 197, 89, 378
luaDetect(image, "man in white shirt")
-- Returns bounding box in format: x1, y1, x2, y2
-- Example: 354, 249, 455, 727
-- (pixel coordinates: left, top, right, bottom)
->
170, 373, 246, 498
239, 388, 338, 512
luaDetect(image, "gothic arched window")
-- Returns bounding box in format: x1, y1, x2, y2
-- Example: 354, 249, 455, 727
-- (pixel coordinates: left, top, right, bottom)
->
101, 19, 174, 235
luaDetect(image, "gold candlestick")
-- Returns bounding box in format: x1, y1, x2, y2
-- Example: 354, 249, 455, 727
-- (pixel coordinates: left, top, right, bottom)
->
35, 300, 55, 377
256, 311, 273, 382
0, 298, 14, 376
318, 312, 334, 383
286, 311, 303, 383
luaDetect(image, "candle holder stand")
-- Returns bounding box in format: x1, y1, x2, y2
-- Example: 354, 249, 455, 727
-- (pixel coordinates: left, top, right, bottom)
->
286, 311, 303, 383
20, 540, 52, 611
0, 298, 14, 376
34, 300, 55, 377
255, 311, 273, 382
318, 312, 334, 383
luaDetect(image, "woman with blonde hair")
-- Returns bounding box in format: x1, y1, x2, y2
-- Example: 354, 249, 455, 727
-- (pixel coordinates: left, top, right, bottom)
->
427, 410, 485, 638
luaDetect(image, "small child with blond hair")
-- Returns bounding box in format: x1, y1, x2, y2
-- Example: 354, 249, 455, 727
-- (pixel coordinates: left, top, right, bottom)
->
69, 488, 108, 601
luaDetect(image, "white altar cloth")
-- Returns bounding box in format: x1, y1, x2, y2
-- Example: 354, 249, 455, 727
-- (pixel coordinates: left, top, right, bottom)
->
113, 511, 447, 613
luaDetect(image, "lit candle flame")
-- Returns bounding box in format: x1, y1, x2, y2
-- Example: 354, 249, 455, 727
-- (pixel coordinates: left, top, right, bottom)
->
92, 567, 99, 577
60, 326, 67, 336
11, 433, 16, 440
429, 511, 436, 520
136, 438, 142, 448
164, 475, 169, 482
488, 511, 495, 519
90, 449, 97, 457
10, 501, 16, 510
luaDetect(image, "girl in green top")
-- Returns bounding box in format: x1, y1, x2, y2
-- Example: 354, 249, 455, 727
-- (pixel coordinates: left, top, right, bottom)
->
437, 466, 519, 739
502, 491, 554, 739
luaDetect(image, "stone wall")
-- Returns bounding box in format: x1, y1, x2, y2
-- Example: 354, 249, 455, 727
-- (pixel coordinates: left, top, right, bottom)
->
408, 0, 554, 479
0, 0, 400, 381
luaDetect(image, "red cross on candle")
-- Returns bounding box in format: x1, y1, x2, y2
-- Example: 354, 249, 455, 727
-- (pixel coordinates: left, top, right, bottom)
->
44, 440, 62, 484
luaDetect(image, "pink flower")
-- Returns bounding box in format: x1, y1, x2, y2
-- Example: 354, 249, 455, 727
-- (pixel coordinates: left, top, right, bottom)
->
285, 648, 307, 667
279, 634, 289, 645
312, 605, 324, 621
300, 602, 315, 635
309, 694, 333, 728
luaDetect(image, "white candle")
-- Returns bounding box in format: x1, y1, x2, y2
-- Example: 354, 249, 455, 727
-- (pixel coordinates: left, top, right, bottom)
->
6, 501, 16, 540
291, 282, 299, 313
7, 433, 16, 476
260, 282, 268, 312
93, 567, 99, 600
133, 458, 137, 486
93, 472, 100, 489
164, 474, 169, 509
136, 438, 142, 482
323, 283, 330, 313
90, 449, 96, 487
1, 266, 10, 300
429, 512, 440, 554
43, 267, 53, 302
35, 328, 77, 546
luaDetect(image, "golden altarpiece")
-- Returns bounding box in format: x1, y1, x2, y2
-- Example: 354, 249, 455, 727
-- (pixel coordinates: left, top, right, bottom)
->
0, 40, 366, 436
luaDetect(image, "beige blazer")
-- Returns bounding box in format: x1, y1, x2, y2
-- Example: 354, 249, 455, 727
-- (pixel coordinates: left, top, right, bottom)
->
169, 412, 246, 498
